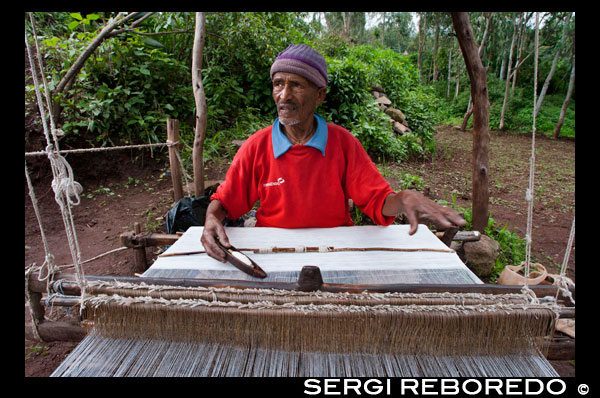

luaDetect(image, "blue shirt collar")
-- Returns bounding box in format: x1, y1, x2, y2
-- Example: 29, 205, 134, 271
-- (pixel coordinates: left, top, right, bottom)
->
272, 113, 328, 159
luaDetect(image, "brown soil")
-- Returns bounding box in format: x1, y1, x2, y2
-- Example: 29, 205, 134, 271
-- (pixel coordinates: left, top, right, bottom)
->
24, 126, 575, 377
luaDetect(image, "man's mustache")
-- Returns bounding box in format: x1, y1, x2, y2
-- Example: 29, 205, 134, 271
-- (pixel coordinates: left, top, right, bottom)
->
277, 101, 298, 110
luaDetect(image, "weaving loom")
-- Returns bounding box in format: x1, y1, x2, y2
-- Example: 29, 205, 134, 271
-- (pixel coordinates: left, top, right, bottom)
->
51, 225, 559, 377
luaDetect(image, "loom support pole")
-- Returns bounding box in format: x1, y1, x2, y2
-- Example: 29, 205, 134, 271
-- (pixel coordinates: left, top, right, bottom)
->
132, 222, 148, 273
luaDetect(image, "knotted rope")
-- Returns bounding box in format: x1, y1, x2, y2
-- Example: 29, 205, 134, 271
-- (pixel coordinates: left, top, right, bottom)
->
25, 13, 87, 314
522, 12, 540, 300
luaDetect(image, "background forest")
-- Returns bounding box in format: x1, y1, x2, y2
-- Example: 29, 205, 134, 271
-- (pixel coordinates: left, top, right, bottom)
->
25, 12, 575, 165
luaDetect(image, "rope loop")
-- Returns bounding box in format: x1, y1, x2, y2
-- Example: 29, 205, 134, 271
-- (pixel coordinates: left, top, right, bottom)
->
48, 151, 83, 206
520, 285, 539, 304
37, 253, 58, 283
553, 275, 575, 305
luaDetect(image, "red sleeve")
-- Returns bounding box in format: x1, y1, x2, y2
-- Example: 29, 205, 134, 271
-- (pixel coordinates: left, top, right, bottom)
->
210, 142, 259, 220
344, 135, 396, 226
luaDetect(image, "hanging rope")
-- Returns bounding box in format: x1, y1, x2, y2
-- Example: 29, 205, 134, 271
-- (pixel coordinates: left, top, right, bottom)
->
554, 217, 575, 305
522, 12, 540, 301
25, 13, 87, 313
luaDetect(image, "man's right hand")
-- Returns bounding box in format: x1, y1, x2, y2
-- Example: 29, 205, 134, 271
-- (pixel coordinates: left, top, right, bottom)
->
200, 200, 231, 263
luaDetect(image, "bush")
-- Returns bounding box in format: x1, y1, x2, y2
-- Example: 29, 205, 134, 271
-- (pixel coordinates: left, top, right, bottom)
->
318, 45, 438, 161
38, 31, 193, 147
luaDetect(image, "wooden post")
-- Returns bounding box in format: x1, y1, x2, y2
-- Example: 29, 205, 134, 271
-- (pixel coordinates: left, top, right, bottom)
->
191, 12, 207, 197
166, 118, 184, 203
133, 222, 147, 273
451, 13, 491, 234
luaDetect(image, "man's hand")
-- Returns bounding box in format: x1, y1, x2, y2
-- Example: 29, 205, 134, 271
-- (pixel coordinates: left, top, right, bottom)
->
200, 200, 231, 262
382, 190, 467, 235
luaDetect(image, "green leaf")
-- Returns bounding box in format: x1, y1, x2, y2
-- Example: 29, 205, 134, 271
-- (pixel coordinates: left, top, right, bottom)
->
70, 12, 83, 20
68, 21, 79, 30
139, 68, 150, 76
86, 13, 100, 20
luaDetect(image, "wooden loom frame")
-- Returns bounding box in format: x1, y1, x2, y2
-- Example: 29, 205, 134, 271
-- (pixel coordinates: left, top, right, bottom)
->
26, 227, 575, 361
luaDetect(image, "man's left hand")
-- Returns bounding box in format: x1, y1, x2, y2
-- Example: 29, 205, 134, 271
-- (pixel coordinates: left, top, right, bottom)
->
382, 190, 467, 235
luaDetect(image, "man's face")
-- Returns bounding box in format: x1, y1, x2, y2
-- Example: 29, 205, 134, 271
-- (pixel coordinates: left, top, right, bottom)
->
272, 72, 326, 126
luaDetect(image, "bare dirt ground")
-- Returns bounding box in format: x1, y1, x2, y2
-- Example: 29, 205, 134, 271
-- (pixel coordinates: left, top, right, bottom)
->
24, 125, 575, 377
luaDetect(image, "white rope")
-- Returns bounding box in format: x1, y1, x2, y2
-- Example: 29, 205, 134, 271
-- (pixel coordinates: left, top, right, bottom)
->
55, 246, 129, 270
26, 14, 87, 313
25, 142, 169, 157
554, 217, 575, 305
524, 12, 540, 290
25, 160, 59, 288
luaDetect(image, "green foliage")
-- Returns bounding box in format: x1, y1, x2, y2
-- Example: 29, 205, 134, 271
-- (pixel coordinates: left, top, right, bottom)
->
318, 45, 438, 161
438, 73, 575, 138
38, 27, 192, 147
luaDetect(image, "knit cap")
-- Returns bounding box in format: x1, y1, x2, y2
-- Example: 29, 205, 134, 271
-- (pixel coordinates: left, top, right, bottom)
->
270, 44, 328, 88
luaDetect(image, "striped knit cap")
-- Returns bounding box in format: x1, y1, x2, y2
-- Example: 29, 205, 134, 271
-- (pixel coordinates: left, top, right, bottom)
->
270, 44, 328, 88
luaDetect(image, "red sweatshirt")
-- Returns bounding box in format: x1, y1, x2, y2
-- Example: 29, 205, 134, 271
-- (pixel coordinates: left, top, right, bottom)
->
211, 120, 396, 228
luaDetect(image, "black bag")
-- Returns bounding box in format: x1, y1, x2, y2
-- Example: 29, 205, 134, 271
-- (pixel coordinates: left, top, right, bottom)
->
165, 196, 244, 234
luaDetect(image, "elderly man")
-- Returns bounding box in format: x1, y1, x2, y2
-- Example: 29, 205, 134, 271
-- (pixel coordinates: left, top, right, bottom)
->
202, 44, 465, 262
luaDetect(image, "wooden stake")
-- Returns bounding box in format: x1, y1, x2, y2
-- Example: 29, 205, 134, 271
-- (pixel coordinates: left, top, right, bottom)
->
166, 118, 184, 203
133, 222, 147, 273
191, 13, 207, 197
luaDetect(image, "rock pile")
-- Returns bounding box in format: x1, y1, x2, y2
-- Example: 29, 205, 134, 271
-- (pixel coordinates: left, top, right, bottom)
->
370, 84, 412, 135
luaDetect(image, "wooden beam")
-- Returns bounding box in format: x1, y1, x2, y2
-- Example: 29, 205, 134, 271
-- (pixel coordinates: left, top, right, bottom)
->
544, 338, 575, 360
25, 321, 86, 342
121, 231, 180, 249
32, 270, 575, 308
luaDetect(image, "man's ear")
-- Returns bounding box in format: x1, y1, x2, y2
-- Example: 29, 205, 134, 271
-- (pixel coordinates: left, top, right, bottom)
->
316, 86, 327, 106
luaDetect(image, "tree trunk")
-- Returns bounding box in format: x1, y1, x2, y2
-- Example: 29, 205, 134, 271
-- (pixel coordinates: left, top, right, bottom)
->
535, 12, 572, 117
454, 53, 461, 101
446, 48, 453, 99
553, 56, 575, 138
460, 13, 492, 131
418, 13, 427, 84
47, 12, 141, 122
192, 12, 207, 197
510, 12, 528, 96
341, 12, 351, 42
432, 15, 440, 82
499, 16, 518, 131
451, 12, 491, 234
499, 44, 507, 80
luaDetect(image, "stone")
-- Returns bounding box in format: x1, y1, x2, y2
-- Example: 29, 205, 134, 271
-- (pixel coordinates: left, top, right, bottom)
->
393, 121, 410, 134
385, 107, 407, 123
374, 96, 392, 106
463, 234, 500, 278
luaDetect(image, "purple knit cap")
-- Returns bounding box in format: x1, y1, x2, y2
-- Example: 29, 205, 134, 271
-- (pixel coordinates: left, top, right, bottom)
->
270, 44, 328, 88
